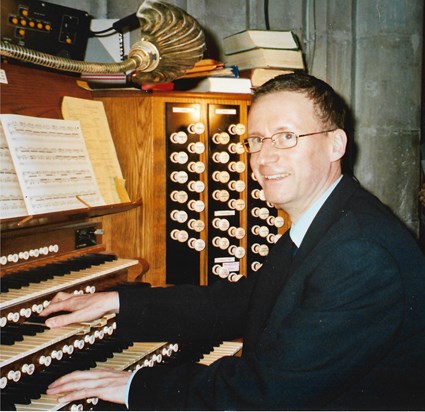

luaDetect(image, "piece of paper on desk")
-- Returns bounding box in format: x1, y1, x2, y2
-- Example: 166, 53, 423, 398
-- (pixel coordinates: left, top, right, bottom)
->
61, 96, 130, 204
0, 114, 105, 218
0, 125, 28, 219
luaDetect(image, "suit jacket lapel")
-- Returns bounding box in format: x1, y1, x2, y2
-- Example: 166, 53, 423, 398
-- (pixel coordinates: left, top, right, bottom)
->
292, 176, 359, 268
243, 176, 359, 353
243, 231, 294, 352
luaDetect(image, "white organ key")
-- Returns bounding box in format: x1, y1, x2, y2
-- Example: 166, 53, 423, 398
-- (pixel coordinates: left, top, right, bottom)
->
0, 258, 138, 311
95, 342, 165, 369
197, 341, 243, 366
14, 342, 170, 412
15, 393, 69, 411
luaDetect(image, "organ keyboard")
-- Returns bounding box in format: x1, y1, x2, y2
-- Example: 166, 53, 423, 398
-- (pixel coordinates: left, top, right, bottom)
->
8, 339, 242, 411
1, 257, 138, 326
1, 215, 242, 411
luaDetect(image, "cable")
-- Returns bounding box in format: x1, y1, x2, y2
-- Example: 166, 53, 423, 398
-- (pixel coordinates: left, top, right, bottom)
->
112, 13, 139, 34
91, 27, 115, 34
303, 0, 316, 72
90, 12, 140, 38
90, 27, 116, 36
264, 0, 270, 30
91, 30, 119, 38
309, 0, 316, 72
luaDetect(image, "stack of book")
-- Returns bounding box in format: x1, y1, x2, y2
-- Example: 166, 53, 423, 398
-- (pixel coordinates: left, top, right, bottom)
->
223, 29, 305, 87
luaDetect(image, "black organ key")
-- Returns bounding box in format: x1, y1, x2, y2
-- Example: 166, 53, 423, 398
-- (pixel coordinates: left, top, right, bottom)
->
1, 332, 25, 345
26, 312, 70, 324
0, 253, 117, 293
1, 386, 33, 405
1, 264, 65, 293
1, 323, 48, 345
1, 276, 31, 292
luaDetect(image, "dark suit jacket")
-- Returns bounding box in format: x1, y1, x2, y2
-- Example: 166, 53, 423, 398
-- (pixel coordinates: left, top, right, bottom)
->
116, 176, 425, 410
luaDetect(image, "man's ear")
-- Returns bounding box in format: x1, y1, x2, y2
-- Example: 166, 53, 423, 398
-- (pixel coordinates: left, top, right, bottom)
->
329, 129, 347, 162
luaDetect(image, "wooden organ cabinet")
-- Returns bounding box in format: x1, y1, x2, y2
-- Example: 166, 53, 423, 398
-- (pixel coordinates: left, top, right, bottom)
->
0, 65, 243, 411
95, 90, 290, 287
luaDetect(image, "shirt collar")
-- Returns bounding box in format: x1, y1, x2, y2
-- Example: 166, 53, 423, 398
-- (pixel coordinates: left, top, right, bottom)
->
290, 175, 343, 248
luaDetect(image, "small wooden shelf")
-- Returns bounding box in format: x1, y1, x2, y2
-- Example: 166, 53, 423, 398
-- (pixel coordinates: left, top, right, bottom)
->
0, 199, 143, 232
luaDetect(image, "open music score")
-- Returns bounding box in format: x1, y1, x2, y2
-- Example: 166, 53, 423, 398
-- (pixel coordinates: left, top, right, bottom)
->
0, 125, 28, 218
0, 114, 104, 219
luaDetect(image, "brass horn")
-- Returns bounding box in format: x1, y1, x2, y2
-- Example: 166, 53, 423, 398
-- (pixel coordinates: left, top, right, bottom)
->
0, 1, 205, 85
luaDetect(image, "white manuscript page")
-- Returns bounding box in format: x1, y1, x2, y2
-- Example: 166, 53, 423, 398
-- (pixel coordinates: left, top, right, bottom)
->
61, 96, 129, 204
0, 114, 105, 216
0, 124, 27, 218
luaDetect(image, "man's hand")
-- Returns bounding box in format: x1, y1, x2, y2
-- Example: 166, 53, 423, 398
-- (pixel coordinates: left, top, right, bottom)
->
40, 291, 120, 328
46, 369, 131, 405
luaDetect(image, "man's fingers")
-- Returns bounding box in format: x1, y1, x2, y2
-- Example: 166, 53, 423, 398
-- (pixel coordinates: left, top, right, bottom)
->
57, 389, 93, 404
44, 311, 82, 328
40, 292, 73, 316
49, 369, 118, 389
50, 291, 72, 304
39, 291, 119, 328
47, 369, 130, 404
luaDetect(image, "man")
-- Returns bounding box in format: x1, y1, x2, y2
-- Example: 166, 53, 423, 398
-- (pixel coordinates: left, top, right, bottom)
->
42, 72, 425, 410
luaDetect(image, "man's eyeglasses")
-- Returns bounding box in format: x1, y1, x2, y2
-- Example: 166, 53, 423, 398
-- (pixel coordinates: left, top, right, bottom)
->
242, 129, 336, 153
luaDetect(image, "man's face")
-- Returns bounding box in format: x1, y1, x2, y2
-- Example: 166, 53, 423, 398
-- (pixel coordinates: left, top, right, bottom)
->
248, 91, 343, 222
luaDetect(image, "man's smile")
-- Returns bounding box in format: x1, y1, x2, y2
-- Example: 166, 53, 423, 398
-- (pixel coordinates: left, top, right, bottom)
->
263, 173, 291, 180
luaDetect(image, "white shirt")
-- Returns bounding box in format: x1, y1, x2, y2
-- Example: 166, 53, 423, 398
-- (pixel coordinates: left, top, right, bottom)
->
290, 176, 342, 247
126, 370, 137, 407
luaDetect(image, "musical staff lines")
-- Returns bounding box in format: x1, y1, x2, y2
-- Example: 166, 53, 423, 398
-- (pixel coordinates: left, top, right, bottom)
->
0, 114, 105, 219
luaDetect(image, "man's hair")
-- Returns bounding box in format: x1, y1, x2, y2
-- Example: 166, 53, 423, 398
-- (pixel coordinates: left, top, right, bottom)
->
252, 72, 348, 130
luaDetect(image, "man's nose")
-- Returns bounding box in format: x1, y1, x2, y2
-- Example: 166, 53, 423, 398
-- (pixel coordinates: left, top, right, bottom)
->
255, 139, 280, 164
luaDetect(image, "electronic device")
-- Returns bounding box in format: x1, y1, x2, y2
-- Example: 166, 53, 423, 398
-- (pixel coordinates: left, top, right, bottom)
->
1, 0, 91, 60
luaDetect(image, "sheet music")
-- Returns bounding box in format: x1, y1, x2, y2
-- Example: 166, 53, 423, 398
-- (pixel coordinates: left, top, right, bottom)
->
0, 124, 28, 218
61, 96, 129, 204
0, 114, 105, 216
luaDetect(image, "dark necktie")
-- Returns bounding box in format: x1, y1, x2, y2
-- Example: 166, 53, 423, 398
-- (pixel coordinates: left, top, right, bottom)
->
291, 241, 298, 260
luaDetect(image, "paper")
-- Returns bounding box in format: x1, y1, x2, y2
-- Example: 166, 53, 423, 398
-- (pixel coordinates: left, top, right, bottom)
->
0, 125, 27, 218
61, 96, 129, 204
0, 114, 105, 218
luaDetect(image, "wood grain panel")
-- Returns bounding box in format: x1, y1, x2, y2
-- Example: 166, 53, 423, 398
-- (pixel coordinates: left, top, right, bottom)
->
1, 62, 91, 118
93, 95, 162, 285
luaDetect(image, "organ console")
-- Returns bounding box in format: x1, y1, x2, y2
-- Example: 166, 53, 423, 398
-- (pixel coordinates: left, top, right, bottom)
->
1, 64, 243, 411
0, 214, 242, 410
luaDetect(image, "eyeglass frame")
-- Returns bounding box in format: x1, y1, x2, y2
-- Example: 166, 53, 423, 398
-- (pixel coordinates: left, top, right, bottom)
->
242, 129, 337, 153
